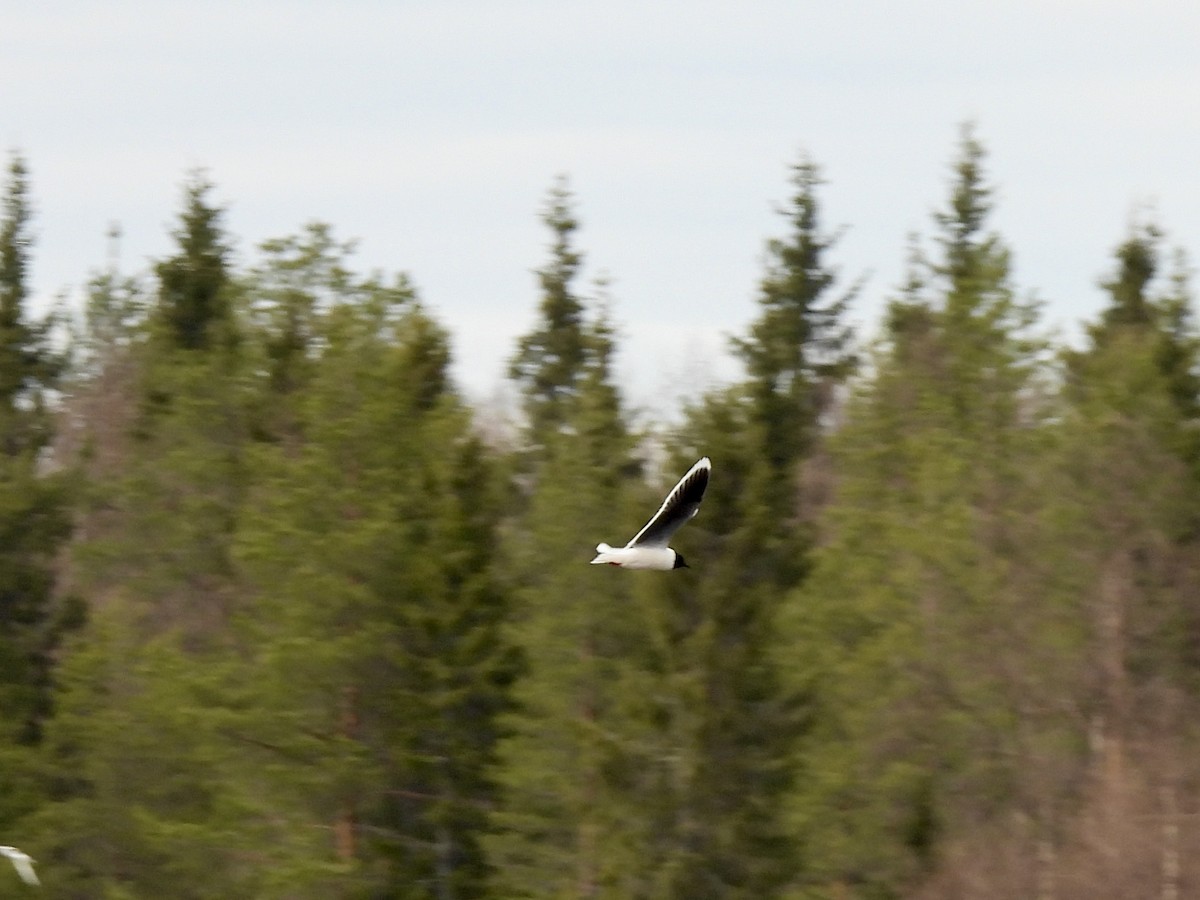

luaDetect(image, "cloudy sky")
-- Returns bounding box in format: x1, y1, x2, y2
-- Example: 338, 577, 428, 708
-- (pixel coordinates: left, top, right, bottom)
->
6, 2, 1200, 408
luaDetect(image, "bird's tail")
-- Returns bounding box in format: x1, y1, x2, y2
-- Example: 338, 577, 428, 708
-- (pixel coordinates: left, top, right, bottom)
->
590, 542, 616, 564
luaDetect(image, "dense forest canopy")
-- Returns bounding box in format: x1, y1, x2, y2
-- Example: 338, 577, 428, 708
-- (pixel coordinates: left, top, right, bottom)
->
2, 128, 1199, 898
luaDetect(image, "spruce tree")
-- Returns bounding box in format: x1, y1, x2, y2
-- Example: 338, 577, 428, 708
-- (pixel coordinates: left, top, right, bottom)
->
37, 218, 519, 896
488, 189, 659, 897
508, 176, 589, 450
154, 171, 234, 352
27, 602, 259, 898
791, 128, 1055, 895
241, 222, 355, 444
226, 243, 515, 898
1049, 224, 1200, 873
630, 153, 856, 898
27, 174, 252, 895
1069, 223, 1200, 465
0, 152, 72, 834
117, 173, 246, 631
732, 154, 857, 480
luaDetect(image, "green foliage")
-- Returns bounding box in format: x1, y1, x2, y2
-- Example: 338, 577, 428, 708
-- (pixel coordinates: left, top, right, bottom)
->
7, 130, 1200, 898
231, 279, 516, 897
26, 175, 255, 897
0, 152, 67, 454
790, 128, 1057, 895
0, 152, 74, 837
486, 428, 651, 897
732, 154, 858, 479
37, 212, 519, 897
650, 395, 806, 898
489, 190, 657, 897
508, 176, 591, 449
30, 605, 262, 898
1069, 223, 1200, 470
566, 154, 862, 898
152, 172, 234, 353
1057, 224, 1200, 720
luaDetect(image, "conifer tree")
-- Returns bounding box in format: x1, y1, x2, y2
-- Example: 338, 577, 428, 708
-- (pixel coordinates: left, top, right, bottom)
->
1069, 223, 1200, 465
27, 174, 253, 894
242, 222, 354, 444
508, 176, 589, 450
902, 221, 1200, 898
0, 152, 72, 833
791, 128, 1055, 895
0, 154, 59, 453
732, 154, 857, 481
37, 217, 518, 896
488, 189, 660, 897
631, 153, 855, 898
114, 174, 246, 631
154, 171, 234, 352
1049, 223, 1200, 867
27, 601, 259, 898
224, 243, 515, 898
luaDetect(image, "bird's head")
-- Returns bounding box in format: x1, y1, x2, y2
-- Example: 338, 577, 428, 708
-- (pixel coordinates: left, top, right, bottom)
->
672, 552, 689, 569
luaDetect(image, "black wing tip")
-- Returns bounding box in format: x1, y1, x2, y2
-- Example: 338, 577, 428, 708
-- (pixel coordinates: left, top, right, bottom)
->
679, 457, 710, 499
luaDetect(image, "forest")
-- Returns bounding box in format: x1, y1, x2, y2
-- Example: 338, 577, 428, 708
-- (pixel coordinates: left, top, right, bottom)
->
1, 125, 1199, 899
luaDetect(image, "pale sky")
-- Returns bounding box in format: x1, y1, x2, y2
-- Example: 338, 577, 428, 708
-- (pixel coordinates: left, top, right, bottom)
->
6, 2, 1200, 412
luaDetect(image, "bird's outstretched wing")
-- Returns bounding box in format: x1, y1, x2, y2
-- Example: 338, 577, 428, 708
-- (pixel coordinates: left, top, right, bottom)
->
626, 457, 711, 548
11, 856, 37, 886
0, 846, 39, 886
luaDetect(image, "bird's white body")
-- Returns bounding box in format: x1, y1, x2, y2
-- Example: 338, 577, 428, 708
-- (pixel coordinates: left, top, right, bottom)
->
0, 845, 39, 885
590, 542, 678, 570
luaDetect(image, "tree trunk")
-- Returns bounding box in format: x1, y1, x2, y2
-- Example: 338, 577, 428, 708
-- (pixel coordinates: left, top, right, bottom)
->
1098, 553, 1130, 838
1161, 786, 1179, 900
577, 633, 597, 898
335, 684, 359, 863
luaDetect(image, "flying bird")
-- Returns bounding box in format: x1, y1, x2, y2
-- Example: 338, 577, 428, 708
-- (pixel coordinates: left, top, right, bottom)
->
590, 457, 710, 570
0, 845, 39, 886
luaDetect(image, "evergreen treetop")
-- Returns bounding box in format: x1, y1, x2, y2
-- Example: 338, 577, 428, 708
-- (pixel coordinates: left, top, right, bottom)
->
732, 154, 857, 477
508, 176, 590, 447
154, 172, 234, 352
